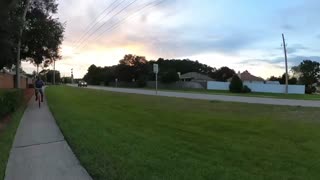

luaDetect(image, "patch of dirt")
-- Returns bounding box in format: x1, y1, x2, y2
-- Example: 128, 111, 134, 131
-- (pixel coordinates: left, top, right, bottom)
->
0, 88, 34, 133
23, 88, 34, 103
0, 115, 11, 132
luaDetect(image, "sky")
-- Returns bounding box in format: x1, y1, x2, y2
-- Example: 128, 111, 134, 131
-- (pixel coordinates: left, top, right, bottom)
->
22, 0, 320, 79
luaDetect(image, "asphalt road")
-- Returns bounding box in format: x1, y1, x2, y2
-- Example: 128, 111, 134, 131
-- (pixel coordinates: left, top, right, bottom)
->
69, 85, 320, 108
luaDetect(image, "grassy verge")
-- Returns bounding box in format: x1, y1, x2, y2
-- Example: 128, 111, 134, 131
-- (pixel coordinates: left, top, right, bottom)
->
47, 86, 320, 180
105, 85, 320, 100
153, 88, 320, 100
0, 107, 25, 179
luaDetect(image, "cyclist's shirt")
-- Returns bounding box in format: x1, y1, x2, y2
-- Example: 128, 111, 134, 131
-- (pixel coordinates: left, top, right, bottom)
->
35, 80, 44, 88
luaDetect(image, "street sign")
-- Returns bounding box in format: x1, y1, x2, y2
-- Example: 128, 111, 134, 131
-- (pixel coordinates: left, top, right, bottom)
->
153, 64, 159, 74
153, 64, 159, 94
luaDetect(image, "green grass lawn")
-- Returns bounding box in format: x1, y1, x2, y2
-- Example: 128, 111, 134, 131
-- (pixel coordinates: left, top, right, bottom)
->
47, 86, 320, 180
0, 107, 25, 179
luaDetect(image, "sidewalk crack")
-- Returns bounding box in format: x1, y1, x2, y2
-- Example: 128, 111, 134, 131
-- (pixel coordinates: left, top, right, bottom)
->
14, 139, 65, 149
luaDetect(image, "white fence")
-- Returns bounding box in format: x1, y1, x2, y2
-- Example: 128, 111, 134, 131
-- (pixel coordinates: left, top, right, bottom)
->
207, 81, 305, 94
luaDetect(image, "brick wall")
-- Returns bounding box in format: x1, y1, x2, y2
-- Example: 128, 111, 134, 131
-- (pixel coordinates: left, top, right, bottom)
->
20, 77, 27, 89
0, 73, 14, 88
0, 73, 32, 89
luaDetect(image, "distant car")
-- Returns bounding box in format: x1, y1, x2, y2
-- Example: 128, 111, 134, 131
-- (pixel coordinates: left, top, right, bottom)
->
78, 81, 87, 87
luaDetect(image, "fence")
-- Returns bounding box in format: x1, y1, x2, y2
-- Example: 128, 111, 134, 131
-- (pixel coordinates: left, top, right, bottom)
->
207, 81, 305, 94
108, 81, 206, 89
147, 81, 205, 89
0, 72, 32, 89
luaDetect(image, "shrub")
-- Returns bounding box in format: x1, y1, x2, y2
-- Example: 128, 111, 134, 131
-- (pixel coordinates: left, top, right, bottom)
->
229, 75, 243, 93
0, 90, 23, 118
305, 86, 316, 94
161, 70, 179, 84
242, 85, 252, 93
137, 76, 147, 87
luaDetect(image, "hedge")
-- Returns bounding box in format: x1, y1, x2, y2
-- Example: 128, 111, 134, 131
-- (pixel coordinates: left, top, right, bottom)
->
0, 90, 23, 119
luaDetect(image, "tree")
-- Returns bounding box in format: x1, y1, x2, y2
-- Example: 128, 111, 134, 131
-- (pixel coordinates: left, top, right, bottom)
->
154, 58, 216, 76
0, 0, 64, 87
119, 54, 149, 81
61, 77, 72, 84
268, 76, 280, 81
46, 70, 61, 84
21, 0, 64, 68
82, 56, 219, 87
0, 0, 64, 68
0, 0, 19, 69
161, 70, 179, 84
291, 60, 320, 86
268, 74, 298, 85
211, 67, 236, 82
288, 77, 297, 85
229, 75, 243, 93
83, 65, 101, 85
120, 54, 147, 66
83, 65, 117, 85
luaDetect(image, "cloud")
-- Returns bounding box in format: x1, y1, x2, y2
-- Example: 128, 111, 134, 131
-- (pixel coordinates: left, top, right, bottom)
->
286, 45, 308, 54
54, 0, 320, 79
282, 24, 295, 30
123, 27, 261, 57
276, 56, 320, 65
274, 44, 308, 55
238, 56, 320, 69
278, 0, 320, 33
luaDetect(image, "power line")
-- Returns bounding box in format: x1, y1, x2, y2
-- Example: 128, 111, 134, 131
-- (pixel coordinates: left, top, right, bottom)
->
76, 0, 126, 49
74, 0, 128, 49
95, 0, 166, 41
72, 0, 119, 47
75, 0, 139, 50
79, 0, 166, 51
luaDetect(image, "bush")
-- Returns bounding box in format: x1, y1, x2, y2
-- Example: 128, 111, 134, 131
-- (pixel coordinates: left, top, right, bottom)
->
0, 90, 23, 118
305, 86, 317, 94
137, 76, 147, 87
161, 70, 179, 84
242, 85, 252, 93
229, 75, 243, 93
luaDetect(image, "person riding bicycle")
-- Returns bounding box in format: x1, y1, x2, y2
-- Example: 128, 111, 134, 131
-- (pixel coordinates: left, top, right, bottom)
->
34, 76, 44, 102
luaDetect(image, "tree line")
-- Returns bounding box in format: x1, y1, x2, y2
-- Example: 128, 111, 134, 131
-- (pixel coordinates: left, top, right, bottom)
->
84, 54, 320, 93
0, 0, 64, 83
83, 54, 237, 86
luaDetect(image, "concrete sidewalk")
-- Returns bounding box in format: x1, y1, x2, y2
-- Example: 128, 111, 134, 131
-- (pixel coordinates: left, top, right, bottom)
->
5, 94, 92, 180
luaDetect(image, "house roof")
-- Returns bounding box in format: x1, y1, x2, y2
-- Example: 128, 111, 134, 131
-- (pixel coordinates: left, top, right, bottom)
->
240, 70, 264, 81
180, 72, 213, 81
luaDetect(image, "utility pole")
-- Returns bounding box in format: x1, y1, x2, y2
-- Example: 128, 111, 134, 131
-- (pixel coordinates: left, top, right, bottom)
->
71, 68, 74, 84
15, 0, 31, 88
153, 64, 159, 95
53, 59, 56, 85
282, 33, 289, 94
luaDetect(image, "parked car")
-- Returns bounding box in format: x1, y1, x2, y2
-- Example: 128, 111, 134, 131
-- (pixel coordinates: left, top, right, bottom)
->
78, 81, 87, 87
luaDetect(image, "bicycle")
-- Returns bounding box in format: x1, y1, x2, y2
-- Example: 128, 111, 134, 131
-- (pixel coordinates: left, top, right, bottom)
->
35, 88, 42, 108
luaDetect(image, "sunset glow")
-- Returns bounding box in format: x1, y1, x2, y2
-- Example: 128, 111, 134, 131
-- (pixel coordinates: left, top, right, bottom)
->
22, 0, 320, 78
